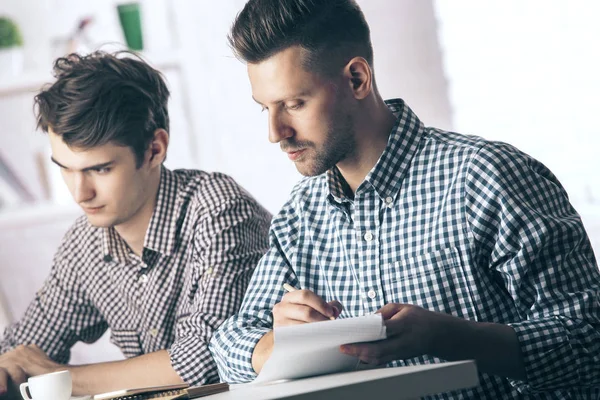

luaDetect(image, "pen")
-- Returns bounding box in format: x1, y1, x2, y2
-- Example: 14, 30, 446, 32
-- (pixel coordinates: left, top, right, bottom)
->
282, 283, 336, 320
282, 283, 297, 293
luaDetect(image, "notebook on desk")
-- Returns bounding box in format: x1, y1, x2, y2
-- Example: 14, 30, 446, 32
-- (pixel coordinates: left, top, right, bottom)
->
254, 313, 387, 384
91, 382, 229, 399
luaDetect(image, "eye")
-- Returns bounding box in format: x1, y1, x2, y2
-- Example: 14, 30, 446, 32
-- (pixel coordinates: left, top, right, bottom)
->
286, 101, 304, 111
94, 167, 111, 175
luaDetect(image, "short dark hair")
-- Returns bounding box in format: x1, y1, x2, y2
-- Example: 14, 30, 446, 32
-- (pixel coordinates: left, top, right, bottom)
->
228, 0, 373, 77
35, 51, 170, 167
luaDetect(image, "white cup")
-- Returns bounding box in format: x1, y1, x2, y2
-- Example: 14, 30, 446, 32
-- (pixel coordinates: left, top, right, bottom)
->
19, 370, 72, 400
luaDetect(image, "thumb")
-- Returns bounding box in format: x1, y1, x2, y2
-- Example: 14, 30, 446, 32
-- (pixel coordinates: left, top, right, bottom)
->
328, 300, 344, 318
0, 368, 7, 395
376, 303, 404, 320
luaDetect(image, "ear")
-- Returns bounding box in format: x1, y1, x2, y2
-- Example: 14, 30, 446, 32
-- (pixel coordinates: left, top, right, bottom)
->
342, 57, 372, 100
146, 128, 169, 168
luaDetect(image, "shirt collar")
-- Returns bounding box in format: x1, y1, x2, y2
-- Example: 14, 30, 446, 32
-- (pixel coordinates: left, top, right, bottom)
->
102, 166, 182, 263
326, 98, 424, 205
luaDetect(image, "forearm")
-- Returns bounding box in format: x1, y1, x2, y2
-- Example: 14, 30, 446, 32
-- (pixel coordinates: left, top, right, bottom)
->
251, 331, 273, 374
431, 314, 525, 380
69, 350, 183, 395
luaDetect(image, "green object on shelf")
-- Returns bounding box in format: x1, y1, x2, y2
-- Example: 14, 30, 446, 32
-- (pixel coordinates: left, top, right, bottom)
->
0, 16, 24, 49
117, 3, 143, 51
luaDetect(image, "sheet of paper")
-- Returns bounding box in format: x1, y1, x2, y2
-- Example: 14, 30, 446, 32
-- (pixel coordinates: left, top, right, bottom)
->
254, 314, 387, 383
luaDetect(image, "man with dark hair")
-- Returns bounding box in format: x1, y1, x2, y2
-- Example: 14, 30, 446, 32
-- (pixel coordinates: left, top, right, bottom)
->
210, 0, 600, 397
0, 51, 271, 398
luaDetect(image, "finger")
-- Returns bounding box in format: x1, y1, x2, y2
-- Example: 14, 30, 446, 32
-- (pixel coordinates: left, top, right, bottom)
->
376, 303, 404, 320
273, 318, 311, 328
340, 338, 407, 365
282, 290, 336, 318
27, 344, 43, 354
327, 301, 343, 318
383, 317, 408, 337
0, 368, 7, 394
5, 365, 26, 386
274, 302, 332, 324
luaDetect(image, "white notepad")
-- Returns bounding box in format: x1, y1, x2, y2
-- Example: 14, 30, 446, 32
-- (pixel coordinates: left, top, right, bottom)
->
254, 314, 387, 383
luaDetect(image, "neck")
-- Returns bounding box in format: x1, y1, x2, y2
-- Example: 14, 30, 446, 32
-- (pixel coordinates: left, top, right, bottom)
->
337, 95, 396, 193
114, 168, 161, 257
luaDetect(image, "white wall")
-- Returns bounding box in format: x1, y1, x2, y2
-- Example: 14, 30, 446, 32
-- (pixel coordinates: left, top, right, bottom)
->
434, 0, 600, 258
434, 0, 600, 206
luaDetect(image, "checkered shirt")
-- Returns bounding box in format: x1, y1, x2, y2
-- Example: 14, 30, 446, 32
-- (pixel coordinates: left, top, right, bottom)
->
210, 99, 600, 398
1, 167, 271, 386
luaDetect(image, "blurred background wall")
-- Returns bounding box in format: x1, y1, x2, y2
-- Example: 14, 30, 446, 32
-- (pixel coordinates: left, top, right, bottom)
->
0, 0, 598, 364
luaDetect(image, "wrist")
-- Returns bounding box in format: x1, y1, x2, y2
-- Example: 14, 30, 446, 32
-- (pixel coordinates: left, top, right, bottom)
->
252, 331, 274, 374
427, 312, 474, 359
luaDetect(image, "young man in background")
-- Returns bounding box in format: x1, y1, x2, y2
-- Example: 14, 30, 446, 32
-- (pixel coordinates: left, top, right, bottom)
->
210, 0, 600, 398
0, 51, 271, 398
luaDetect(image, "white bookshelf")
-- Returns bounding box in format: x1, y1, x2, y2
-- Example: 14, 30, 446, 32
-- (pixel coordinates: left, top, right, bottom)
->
0, 49, 182, 97
0, 70, 53, 96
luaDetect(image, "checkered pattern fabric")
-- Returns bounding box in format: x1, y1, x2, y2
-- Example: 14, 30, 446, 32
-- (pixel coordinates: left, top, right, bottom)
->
210, 99, 600, 398
1, 167, 271, 386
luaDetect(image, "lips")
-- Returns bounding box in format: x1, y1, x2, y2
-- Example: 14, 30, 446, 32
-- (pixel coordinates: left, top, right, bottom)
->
82, 206, 104, 214
287, 149, 306, 161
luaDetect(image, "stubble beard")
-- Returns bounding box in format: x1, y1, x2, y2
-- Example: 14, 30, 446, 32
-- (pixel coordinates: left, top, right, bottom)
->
297, 110, 356, 177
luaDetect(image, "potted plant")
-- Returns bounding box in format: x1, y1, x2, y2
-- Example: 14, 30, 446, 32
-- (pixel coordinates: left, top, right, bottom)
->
0, 16, 24, 77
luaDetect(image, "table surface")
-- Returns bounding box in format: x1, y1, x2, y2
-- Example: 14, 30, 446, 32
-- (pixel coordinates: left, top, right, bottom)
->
207, 360, 479, 400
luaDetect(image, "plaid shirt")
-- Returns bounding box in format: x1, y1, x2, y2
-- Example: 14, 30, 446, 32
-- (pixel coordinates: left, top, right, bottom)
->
210, 99, 600, 398
1, 167, 271, 386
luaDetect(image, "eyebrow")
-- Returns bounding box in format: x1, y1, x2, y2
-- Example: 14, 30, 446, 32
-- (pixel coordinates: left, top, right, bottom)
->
252, 91, 310, 106
50, 157, 114, 172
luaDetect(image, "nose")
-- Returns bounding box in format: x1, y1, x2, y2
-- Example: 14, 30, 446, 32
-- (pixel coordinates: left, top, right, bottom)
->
72, 173, 95, 204
268, 109, 293, 144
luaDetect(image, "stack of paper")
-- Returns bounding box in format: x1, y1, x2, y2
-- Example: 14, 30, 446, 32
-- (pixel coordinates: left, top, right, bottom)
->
255, 314, 387, 383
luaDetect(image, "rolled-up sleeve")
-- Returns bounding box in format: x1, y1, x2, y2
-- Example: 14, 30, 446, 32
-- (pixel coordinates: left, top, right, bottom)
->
0, 225, 108, 361
169, 196, 271, 385
210, 220, 299, 383
465, 143, 600, 393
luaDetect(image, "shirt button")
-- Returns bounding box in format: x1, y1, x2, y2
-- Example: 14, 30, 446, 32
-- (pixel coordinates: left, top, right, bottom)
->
385, 197, 393, 207
139, 274, 148, 284
364, 232, 374, 242
367, 289, 377, 299
149, 328, 158, 337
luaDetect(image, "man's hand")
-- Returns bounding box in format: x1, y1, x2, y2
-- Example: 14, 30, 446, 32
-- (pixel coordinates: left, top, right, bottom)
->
0, 365, 26, 399
0, 345, 62, 399
273, 289, 343, 327
0, 344, 61, 378
339, 303, 526, 380
252, 289, 343, 373
0, 348, 182, 397
339, 303, 441, 364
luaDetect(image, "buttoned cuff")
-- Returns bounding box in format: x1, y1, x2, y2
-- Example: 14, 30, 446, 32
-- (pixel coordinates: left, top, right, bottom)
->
507, 318, 576, 393
169, 335, 220, 386
210, 328, 268, 383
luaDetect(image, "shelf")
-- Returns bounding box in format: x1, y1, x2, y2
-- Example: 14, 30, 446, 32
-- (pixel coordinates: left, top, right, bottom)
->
0, 49, 182, 96
0, 70, 53, 96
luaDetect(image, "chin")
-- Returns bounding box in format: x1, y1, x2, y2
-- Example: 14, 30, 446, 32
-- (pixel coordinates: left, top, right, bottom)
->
296, 160, 331, 177
85, 214, 117, 228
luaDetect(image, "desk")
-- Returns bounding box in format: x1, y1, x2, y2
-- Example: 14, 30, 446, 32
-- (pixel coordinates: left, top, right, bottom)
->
210, 360, 478, 400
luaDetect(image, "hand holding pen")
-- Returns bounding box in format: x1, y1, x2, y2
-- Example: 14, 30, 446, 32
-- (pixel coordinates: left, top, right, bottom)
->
272, 283, 343, 327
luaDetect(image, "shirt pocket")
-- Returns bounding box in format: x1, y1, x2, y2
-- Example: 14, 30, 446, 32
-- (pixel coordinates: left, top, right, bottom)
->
110, 329, 143, 358
383, 246, 477, 320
